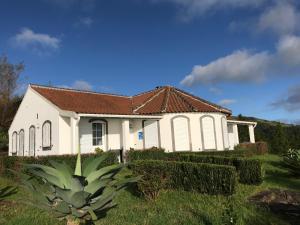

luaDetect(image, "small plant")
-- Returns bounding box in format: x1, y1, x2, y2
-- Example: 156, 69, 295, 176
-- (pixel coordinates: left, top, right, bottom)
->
21, 151, 140, 225
283, 148, 300, 176
0, 185, 17, 201
94, 147, 104, 154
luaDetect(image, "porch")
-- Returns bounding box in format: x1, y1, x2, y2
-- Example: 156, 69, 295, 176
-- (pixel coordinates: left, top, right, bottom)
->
227, 119, 257, 150
70, 114, 162, 155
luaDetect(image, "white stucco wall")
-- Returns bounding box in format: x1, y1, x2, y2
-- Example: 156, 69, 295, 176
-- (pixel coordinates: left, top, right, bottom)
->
79, 118, 125, 153
9, 87, 60, 156
9, 87, 232, 156
158, 112, 228, 152
58, 116, 72, 155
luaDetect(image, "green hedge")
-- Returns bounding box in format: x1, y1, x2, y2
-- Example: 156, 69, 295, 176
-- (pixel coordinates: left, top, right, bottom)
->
130, 160, 237, 198
126, 148, 166, 161
167, 154, 263, 185
0, 151, 119, 179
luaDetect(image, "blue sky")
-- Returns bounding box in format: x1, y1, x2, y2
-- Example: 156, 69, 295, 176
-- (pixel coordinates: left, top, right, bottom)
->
1, 0, 300, 123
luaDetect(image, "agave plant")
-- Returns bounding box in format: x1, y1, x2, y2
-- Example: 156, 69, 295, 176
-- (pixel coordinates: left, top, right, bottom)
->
0, 185, 17, 201
283, 148, 300, 176
21, 152, 140, 225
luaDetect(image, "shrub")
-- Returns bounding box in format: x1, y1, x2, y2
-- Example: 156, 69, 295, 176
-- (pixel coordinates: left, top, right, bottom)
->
166, 154, 263, 185
130, 160, 237, 199
282, 148, 300, 176
0, 151, 119, 179
237, 142, 268, 155
126, 147, 166, 162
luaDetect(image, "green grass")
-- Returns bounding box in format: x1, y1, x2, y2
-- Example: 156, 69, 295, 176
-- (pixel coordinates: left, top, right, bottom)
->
0, 154, 298, 225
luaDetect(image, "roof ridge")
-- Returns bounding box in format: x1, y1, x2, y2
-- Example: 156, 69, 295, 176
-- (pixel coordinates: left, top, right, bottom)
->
132, 86, 163, 97
133, 88, 166, 113
161, 86, 171, 112
173, 87, 231, 113
30, 83, 130, 98
172, 88, 198, 112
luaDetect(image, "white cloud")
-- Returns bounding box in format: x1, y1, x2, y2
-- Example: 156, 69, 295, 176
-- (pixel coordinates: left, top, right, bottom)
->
60, 80, 93, 91
12, 28, 61, 55
181, 50, 271, 85
209, 87, 222, 95
72, 80, 93, 91
218, 99, 237, 106
258, 2, 300, 36
181, 34, 300, 86
152, 0, 267, 21
74, 17, 93, 27
271, 84, 300, 112
276, 35, 300, 66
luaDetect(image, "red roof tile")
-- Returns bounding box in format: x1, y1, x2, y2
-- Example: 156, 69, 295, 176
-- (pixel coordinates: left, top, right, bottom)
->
30, 84, 231, 115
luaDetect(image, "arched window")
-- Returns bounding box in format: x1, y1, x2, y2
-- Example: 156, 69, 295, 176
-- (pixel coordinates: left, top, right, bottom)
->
200, 115, 217, 150
29, 126, 35, 156
12, 131, 17, 155
19, 129, 24, 156
42, 121, 52, 150
171, 116, 191, 151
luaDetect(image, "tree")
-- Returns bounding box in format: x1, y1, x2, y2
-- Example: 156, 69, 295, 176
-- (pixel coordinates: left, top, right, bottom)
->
0, 55, 24, 151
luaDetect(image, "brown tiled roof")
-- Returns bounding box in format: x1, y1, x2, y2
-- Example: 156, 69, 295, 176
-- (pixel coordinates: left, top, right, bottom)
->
30, 84, 231, 115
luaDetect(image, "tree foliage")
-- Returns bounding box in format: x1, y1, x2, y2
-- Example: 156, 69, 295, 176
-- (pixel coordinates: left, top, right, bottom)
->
0, 55, 24, 151
237, 115, 299, 154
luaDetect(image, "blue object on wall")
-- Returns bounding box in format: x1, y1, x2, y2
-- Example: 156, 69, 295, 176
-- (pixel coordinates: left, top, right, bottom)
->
138, 131, 143, 140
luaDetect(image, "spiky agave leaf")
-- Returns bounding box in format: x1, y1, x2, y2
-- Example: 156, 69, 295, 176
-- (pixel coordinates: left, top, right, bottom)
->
0, 186, 17, 201
74, 145, 82, 177
21, 153, 140, 224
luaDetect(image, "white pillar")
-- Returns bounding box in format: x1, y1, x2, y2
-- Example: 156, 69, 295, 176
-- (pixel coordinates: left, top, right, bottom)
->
233, 124, 239, 146
71, 117, 80, 154
122, 119, 130, 151
248, 124, 255, 143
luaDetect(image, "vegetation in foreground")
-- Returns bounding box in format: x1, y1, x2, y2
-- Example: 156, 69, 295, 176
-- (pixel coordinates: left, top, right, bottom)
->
0, 154, 299, 225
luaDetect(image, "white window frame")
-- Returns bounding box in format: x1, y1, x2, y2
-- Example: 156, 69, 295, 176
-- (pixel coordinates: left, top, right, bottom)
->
42, 121, 52, 150
92, 122, 105, 146
19, 129, 24, 156
12, 131, 18, 155
29, 125, 35, 156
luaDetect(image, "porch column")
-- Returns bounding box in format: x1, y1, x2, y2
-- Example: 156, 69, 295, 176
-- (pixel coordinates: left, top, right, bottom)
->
233, 124, 239, 145
248, 124, 255, 143
71, 117, 80, 154
122, 119, 130, 151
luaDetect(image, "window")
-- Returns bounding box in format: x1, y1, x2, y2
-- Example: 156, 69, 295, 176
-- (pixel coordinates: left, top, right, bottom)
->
92, 123, 103, 146
12, 132, 17, 155
29, 126, 35, 156
42, 121, 52, 150
19, 130, 24, 156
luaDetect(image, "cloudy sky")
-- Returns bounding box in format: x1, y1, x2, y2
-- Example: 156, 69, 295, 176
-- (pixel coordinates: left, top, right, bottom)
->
1, 0, 300, 123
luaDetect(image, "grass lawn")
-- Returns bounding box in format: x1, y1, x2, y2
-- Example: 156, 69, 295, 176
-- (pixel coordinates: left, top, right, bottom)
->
0, 154, 299, 225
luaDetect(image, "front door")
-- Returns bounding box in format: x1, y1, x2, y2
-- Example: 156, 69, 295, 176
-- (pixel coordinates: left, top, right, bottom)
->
144, 120, 159, 149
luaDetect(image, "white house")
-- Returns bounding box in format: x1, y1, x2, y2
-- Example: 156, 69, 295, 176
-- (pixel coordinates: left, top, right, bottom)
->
8, 84, 256, 157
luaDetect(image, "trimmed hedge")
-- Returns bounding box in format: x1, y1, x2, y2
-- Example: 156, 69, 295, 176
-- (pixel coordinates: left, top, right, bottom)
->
126, 148, 166, 161
127, 150, 263, 185
236, 142, 268, 155
167, 154, 263, 185
130, 160, 237, 198
0, 151, 119, 178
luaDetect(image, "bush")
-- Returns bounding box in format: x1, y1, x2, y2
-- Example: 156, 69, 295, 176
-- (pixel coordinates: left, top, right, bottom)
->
167, 154, 263, 185
0, 151, 119, 179
237, 142, 268, 155
126, 148, 166, 161
282, 148, 300, 176
130, 160, 237, 199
